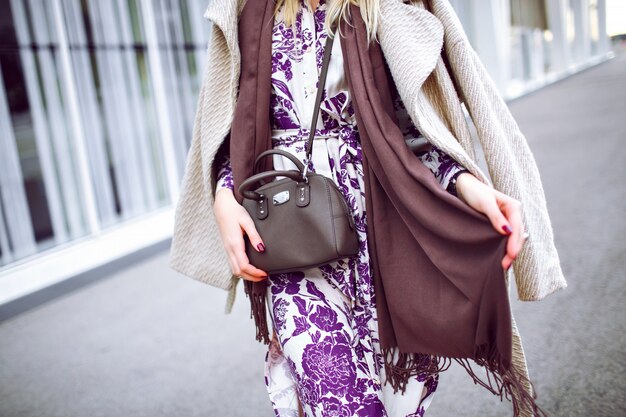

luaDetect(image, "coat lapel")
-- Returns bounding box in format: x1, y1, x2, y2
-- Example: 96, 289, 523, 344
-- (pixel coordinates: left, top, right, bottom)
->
202, 0, 244, 55
377, 0, 444, 98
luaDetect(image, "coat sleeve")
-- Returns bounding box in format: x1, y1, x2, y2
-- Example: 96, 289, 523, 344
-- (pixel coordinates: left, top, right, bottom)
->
168, 21, 240, 309
444, 37, 567, 301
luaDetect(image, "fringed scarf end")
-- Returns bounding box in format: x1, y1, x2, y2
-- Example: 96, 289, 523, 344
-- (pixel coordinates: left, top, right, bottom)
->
381, 345, 551, 417
243, 280, 271, 345
456, 342, 551, 417
381, 347, 452, 394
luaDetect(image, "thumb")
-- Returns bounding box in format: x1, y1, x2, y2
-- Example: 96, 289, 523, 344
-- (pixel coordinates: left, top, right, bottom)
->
240, 216, 266, 253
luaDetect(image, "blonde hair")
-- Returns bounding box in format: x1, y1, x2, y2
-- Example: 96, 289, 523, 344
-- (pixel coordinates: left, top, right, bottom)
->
272, 0, 381, 44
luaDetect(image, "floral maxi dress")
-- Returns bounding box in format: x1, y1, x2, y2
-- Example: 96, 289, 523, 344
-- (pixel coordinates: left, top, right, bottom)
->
214, 1, 467, 416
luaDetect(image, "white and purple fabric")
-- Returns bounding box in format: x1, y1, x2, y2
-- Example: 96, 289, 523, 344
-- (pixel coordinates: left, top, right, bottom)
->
215, 1, 467, 415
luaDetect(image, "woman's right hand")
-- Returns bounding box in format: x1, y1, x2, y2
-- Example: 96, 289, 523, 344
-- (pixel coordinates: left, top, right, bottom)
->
213, 188, 268, 282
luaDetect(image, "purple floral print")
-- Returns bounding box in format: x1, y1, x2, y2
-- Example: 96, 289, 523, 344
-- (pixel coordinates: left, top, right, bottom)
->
215, 152, 234, 191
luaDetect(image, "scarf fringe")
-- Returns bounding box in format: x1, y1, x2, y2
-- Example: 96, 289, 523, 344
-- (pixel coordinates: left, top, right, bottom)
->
381, 347, 452, 393
381, 345, 551, 417
244, 280, 271, 345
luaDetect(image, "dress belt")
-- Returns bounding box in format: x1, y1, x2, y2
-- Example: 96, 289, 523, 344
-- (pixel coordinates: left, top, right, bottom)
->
272, 127, 342, 139
271, 125, 359, 147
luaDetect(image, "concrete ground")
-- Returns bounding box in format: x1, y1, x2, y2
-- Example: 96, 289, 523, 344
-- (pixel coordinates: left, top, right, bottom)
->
1, 54, 625, 417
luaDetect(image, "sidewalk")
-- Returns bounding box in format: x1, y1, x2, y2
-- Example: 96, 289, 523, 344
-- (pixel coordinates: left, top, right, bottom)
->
1, 54, 624, 417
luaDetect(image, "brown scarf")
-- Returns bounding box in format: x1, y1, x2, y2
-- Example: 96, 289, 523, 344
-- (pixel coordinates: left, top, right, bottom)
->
224, 1, 547, 416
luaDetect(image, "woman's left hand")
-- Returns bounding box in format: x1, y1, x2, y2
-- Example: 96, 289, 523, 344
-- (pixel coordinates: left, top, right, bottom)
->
455, 172, 527, 271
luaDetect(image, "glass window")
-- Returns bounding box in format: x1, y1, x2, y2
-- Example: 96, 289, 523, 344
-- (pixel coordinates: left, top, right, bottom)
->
0, 0, 210, 268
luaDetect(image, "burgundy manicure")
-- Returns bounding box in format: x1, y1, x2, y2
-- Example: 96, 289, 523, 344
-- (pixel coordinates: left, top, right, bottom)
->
502, 224, 512, 234
257, 242, 266, 252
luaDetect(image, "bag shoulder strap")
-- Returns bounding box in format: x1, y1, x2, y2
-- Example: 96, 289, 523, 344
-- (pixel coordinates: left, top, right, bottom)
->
302, 25, 336, 179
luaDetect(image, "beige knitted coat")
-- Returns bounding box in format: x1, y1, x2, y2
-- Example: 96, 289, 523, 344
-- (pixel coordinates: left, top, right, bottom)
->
169, 0, 567, 414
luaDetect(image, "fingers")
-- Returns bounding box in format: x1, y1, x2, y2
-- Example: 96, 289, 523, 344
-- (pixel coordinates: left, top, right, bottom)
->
214, 193, 268, 282
230, 241, 268, 282
498, 194, 524, 261
229, 246, 268, 282
492, 190, 528, 271
240, 215, 267, 254
480, 191, 512, 237
222, 229, 268, 283
235, 261, 268, 282
475, 198, 513, 271
460, 186, 520, 271
501, 228, 529, 271
502, 253, 513, 270
236, 270, 268, 282
231, 216, 268, 282
225, 250, 261, 282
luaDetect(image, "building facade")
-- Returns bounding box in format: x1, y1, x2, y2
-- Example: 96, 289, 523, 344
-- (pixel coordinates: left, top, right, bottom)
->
0, 0, 611, 304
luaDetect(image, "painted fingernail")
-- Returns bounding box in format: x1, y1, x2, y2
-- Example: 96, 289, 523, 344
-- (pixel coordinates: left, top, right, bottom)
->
502, 225, 512, 234
257, 242, 266, 252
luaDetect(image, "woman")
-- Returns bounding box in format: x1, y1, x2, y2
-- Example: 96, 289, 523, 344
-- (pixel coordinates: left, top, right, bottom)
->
169, 0, 566, 416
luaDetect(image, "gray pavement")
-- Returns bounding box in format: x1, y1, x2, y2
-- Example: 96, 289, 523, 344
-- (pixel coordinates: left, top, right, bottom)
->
1, 54, 625, 417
